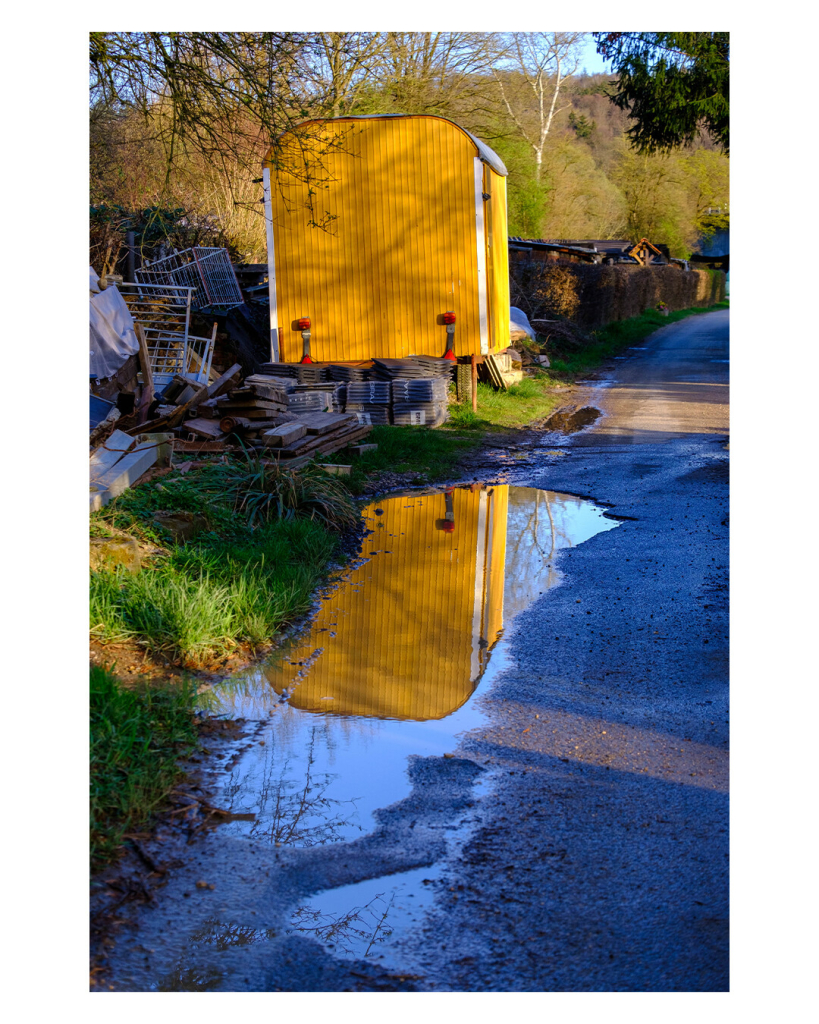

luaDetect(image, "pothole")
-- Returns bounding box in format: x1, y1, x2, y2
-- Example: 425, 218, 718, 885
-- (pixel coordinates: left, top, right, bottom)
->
543, 405, 602, 433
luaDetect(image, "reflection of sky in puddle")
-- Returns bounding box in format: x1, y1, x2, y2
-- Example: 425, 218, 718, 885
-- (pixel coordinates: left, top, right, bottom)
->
206, 487, 619, 848
289, 865, 442, 964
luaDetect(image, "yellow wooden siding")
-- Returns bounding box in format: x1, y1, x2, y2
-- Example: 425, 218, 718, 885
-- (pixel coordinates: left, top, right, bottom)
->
266, 116, 502, 362
262, 486, 509, 720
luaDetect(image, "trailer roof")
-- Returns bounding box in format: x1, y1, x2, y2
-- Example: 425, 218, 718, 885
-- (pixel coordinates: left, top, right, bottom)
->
267, 114, 508, 177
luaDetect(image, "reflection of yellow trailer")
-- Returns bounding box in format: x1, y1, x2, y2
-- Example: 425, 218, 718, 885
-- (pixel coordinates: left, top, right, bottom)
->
265, 486, 508, 720
262, 115, 510, 363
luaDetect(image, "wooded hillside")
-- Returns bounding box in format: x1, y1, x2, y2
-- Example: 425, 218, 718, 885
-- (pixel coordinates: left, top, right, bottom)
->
90, 32, 729, 273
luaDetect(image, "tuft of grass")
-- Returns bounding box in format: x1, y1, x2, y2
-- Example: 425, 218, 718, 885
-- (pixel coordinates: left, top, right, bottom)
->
225, 456, 360, 531
90, 664, 200, 868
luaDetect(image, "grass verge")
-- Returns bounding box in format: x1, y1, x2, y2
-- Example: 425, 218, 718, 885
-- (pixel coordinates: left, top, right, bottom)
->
548, 301, 729, 376
325, 423, 482, 495
448, 374, 564, 431
323, 376, 565, 493
90, 458, 355, 668
90, 664, 200, 868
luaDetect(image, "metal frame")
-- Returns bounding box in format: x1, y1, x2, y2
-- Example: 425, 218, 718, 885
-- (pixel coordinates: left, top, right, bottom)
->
120, 282, 215, 385
135, 247, 243, 311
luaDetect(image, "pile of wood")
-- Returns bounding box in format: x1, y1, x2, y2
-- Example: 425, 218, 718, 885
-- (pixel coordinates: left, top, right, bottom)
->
260, 412, 374, 469
90, 362, 375, 506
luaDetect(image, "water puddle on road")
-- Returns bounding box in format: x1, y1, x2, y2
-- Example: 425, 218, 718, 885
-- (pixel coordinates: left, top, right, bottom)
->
198, 485, 620, 968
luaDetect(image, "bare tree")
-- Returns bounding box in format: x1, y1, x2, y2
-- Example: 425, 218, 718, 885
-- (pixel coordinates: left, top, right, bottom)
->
493, 32, 584, 180
300, 33, 390, 117
373, 32, 505, 128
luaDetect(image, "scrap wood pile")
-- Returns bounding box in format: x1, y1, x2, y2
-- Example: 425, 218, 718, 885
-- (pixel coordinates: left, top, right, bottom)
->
89, 362, 378, 508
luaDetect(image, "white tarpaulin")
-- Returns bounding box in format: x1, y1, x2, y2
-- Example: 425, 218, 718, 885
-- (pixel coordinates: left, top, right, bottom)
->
90, 267, 139, 379
510, 306, 536, 343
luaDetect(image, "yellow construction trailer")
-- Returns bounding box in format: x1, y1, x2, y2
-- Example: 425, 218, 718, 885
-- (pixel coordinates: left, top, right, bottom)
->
262, 114, 511, 364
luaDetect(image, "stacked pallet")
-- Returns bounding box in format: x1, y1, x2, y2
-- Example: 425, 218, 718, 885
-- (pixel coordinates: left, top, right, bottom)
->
392, 377, 450, 426
327, 363, 372, 382
344, 380, 392, 424
371, 356, 454, 426
286, 389, 337, 415
258, 362, 329, 384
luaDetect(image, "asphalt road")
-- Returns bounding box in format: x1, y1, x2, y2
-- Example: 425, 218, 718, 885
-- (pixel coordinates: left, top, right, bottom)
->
100, 310, 729, 993
393, 308, 730, 991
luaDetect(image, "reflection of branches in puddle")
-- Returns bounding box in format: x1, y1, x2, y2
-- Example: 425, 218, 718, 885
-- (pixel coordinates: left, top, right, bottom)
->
505, 491, 568, 612
247, 726, 364, 847
291, 890, 397, 959
189, 918, 277, 952
158, 919, 276, 992
158, 964, 224, 992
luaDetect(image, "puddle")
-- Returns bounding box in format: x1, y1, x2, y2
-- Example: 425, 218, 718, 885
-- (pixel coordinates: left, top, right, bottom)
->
543, 405, 601, 434
192, 485, 620, 970
288, 864, 443, 964
207, 486, 619, 843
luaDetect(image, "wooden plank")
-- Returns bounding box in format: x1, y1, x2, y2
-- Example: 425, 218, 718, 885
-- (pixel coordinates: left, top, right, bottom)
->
181, 418, 226, 440
135, 324, 155, 424
247, 383, 289, 402
277, 423, 372, 459
174, 439, 231, 453
216, 401, 287, 415
317, 464, 351, 476
206, 363, 243, 399
89, 429, 136, 478
259, 423, 307, 448
90, 440, 158, 511
292, 412, 356, 436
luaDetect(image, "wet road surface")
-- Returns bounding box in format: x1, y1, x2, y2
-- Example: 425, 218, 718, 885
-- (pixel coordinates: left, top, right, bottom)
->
98, 310, 729, 992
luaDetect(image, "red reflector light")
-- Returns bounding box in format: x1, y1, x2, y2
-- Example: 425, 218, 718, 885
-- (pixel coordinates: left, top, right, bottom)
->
300, 354, 314, 364
443, 348, 457, 362
442, 312, 456, 324
297, 317, 311, 330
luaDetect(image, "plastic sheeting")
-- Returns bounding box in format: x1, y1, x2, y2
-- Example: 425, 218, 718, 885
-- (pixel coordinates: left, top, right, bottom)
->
90, 267, 139, 379
510, 306, 536, 343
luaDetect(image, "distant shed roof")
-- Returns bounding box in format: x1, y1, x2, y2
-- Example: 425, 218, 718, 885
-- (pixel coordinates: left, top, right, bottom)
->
268, 114, 508, 177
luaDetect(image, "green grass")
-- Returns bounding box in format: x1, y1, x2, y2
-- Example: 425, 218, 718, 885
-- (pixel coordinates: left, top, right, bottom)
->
448, 375, 563, 430
324, 423, 483, 495
548, 301, 729, 376
91, 459, 349, 667
90, 664, 200, 867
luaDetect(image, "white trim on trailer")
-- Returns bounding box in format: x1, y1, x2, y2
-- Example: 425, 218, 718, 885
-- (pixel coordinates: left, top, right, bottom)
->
262, 166, 280, 362
473, 158, 489, 355
470, 489, 489, 682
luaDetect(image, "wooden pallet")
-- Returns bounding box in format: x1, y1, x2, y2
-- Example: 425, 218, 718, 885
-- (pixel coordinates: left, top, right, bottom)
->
478, 353, 507, 391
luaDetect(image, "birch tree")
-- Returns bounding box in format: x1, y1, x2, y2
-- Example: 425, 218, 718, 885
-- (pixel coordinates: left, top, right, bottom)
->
493, 32, 584, 180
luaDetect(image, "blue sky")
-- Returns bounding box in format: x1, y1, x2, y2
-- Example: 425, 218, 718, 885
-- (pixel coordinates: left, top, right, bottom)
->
576, 34, 613, 76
